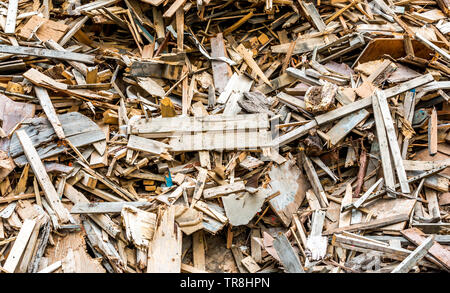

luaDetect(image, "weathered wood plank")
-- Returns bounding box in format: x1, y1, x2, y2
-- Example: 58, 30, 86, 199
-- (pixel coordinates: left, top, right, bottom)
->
34, 87, 65, 140
70, 201, 152, 214
16, 130, 71, 224
376, 90, 410, 194
273, 232, 304, 273
0, 45, 95, 64
3, 219, 36, 273
391, 236, 434, 273
323, 214, 410, 235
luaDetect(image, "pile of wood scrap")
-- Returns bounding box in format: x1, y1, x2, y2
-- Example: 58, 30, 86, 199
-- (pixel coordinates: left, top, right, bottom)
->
0, 0, 448, 273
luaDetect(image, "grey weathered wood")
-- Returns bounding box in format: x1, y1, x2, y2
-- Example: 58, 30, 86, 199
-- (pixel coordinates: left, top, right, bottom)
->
372, 92, 396, 195
276, 92, 307, 110
10, 112, 106, 167
71, 201, 152, 214
16, 130, 72, 224
273, 233, 305, 273
315, 97, 372, 125
286, 67, 322, 86
315, 74, 434, 126
376, 90, 410, 194
401, 90, 416, 159
0, 45, 95, 64
222, 192, 266, 226
342, 178, 383, 212
302, 154, 328, 208
327, 109, 369, 146
391, 236, 434, 273
323, 214, 410, 235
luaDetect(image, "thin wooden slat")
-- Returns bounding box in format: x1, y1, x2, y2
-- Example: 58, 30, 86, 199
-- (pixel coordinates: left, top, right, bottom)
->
16, 130, 71, 224
34, 86, 65, 140
3, 219, 36, 273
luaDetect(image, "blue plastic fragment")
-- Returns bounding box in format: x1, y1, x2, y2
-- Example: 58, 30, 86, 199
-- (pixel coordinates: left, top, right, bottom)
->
165, 170, 173, 187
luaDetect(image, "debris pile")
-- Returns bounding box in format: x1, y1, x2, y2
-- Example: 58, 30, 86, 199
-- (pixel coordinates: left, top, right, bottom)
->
0, 0, 448, 273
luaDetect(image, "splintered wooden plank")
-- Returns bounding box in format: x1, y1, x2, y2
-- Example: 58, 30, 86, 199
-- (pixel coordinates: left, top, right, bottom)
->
271, 36, 332, 54
217, 73, 251, 104
383, 73, 434, 98
132, 113, 269, 136
191, 167, 208, 207
314, 74, 434, 126
376, 91, 410, 194
315, 97, 372, 125
415, 32, 450, 62
425, 188, 441, 221
70, 201, 152, 214
64, 183, 121, 238
3, 219, 36, 273
4, 0, 19, 34
235, 44, 271, 86
241, 256, 260, 273
327, 109, 369, 146
127, 135, 170, 155
203, 181, 246, 199
271, 120, 318, 147
323, 214, 410, 235
299, 1, 326, 31
428, 107, 438, 156
162, 0, 187, 18
176, 8, 184, 51
0, 45, 95, 64
16, 130, 71, 224
192, 231, 206, 271
255, 73, 297, 94
372, 93, 396, 194
169, 130, 271, 152
273, 232, 305, 273
391, 236, 434, 273
35, 87, 65, 140
302, 154, 328, 208
147, 206, 182, 273
401, 228, 450, 270
59, 16, 89, 46
210, 33, 231, 94
276, 92, 307, 110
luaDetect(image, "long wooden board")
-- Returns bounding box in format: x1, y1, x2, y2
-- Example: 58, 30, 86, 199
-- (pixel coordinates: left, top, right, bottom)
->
16, 130, 71, 224
0, 45, 95, 64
